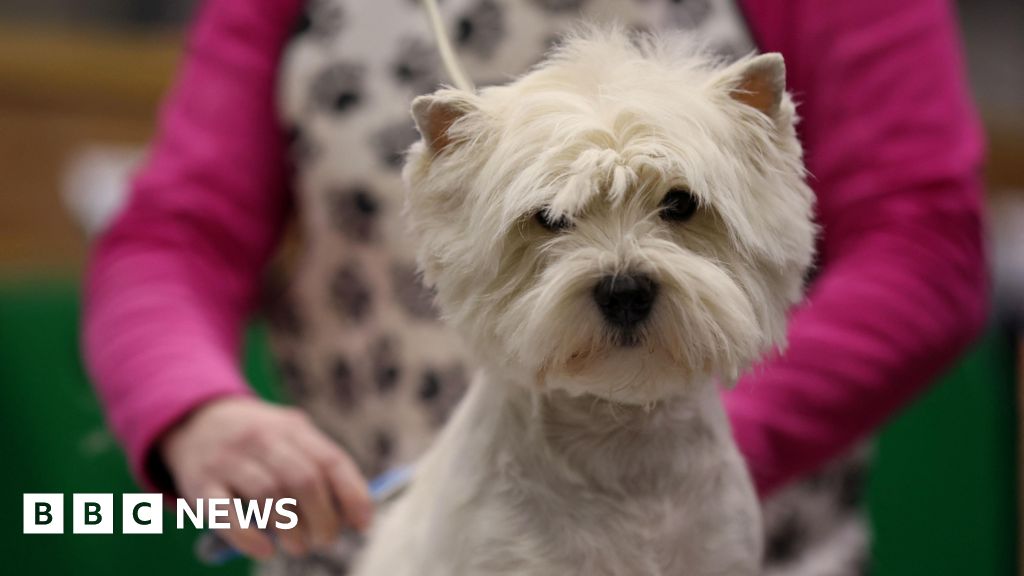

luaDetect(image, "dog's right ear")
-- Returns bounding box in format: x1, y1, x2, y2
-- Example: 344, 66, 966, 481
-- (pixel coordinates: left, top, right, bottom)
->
411, 90, 479, 155
712, 53, 787, 121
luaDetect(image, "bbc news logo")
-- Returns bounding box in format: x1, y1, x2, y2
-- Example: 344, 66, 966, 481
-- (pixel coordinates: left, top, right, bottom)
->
23, 494, 298, 534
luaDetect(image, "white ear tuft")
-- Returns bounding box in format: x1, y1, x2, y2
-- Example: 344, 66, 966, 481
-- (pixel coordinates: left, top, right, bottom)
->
718, 53, 786, 119
411, 90, 478, 154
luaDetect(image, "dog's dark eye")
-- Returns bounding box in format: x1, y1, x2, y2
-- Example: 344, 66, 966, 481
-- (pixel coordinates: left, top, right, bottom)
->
659, 188, 699, 222
534, 209, 573, 233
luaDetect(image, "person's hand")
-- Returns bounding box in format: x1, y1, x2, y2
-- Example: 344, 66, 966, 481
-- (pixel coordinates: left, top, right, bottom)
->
161, 396, 372, 559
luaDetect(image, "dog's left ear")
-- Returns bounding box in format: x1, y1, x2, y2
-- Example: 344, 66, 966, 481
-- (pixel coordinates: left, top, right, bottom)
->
713, 53, 786, 120
411, 90, 480, 155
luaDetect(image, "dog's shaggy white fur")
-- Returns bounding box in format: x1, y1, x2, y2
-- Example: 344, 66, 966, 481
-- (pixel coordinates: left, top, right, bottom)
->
352, 27, 816, 576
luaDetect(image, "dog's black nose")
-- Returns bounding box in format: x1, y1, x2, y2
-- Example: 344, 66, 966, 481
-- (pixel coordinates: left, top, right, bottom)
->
593, 274, 657, 329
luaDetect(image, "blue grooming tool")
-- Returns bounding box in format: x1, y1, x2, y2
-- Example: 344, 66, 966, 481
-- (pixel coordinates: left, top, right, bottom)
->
367, 464, 415, 502
195, 463, 415, 565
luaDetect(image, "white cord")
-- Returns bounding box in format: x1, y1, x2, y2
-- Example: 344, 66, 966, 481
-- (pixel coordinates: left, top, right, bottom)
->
420, 0, 475, 92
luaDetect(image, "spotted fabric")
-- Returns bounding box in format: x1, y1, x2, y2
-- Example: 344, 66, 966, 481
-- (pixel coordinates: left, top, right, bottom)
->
262, 0, 870, 574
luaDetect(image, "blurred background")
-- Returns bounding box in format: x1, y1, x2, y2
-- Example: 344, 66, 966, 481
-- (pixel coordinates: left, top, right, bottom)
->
0, 0, 1021, 574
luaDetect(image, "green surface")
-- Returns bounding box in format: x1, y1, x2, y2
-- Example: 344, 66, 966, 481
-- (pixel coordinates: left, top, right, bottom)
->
0, 280, 279, 575
0, 279, 1018, 574
870, 328, 1019, 575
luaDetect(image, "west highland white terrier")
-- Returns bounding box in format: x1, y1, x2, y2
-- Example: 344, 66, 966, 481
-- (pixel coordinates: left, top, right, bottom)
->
352, 27, 816, 576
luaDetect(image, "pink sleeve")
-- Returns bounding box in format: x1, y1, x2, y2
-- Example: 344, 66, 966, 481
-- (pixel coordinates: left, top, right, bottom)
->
728, 0, 988, 496
83, 0, 304, 491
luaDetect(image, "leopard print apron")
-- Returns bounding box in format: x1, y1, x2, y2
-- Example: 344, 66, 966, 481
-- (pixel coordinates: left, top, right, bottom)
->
261, 1, 870, 573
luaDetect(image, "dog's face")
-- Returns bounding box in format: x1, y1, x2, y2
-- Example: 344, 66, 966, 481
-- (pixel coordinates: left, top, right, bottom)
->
404, 31, 816, 404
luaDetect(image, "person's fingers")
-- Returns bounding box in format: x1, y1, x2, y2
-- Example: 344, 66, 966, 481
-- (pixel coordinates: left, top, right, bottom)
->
224, 457, 280, 501
293, 426, 373, 532
326, 451, 372, 532
204, 484, 276, 560
264, 440, 337, 554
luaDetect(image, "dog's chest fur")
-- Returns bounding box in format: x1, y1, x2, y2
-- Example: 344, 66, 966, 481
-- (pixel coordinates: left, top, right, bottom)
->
354, 377, 761, 576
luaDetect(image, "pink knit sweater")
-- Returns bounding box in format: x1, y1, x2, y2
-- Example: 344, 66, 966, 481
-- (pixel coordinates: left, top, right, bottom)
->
83, 0, 988, 495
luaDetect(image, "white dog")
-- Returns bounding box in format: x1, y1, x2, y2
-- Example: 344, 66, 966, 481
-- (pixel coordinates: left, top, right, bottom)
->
352, 27, 816, 576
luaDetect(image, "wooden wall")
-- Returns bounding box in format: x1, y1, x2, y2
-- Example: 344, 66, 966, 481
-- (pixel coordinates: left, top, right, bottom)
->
0, 25, 180, 274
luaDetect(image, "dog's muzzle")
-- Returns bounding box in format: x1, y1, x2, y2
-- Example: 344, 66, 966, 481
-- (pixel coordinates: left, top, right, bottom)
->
593, 273, 657, 331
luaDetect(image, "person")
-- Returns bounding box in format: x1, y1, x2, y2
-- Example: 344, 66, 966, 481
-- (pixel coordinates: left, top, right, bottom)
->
83, 0, 987, 574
